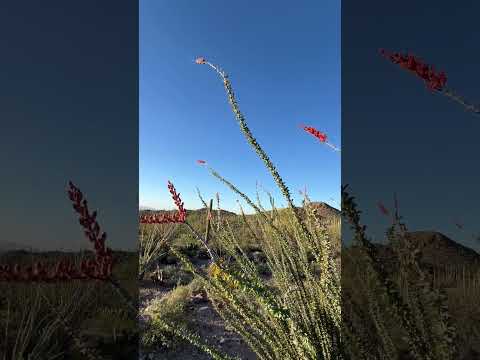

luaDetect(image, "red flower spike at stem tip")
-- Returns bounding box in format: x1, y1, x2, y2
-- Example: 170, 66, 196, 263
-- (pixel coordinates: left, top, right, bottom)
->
196, 159, 206, 164
300, 124, 340, 152
302, 125, 327, 142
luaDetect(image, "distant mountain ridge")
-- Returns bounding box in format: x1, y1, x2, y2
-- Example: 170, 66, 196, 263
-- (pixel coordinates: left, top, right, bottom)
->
139, 207, 237, 217
140, 201, 339, 217
0, 240, 38, 253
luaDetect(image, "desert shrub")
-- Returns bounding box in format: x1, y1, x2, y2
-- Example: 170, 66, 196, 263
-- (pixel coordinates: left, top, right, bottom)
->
141, 279, 203, 351
162, 265, 194, 287
139, 222, 176, 280
142, 286, 189, 350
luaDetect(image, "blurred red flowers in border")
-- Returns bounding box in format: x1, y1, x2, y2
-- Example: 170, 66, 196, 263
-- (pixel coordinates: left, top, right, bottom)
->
379, 49, 447, 91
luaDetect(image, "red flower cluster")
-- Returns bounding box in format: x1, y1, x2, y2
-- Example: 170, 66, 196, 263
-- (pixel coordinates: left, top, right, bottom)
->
0, 182, 114, 282
0, 257, 111, 282
302, 125, 327, 142
68, 182, 111, 259
196, 159, 206, 165
140, 181, 187, 224
68, 181, 113, 276
379, 49, 447, 91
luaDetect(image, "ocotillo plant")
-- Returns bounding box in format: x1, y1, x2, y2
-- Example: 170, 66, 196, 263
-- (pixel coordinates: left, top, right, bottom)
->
148, 57, 342, 359
195, 57, 310, 235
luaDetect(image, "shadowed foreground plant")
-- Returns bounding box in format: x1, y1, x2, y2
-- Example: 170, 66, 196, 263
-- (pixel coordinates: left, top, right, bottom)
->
1, 288, 65, 360
341, 186, 458, 359
343, 50, 478, 358
0, 279, 102, 360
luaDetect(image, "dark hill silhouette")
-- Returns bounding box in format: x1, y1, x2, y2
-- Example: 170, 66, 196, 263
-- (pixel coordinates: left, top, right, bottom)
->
305, 201, 341, 217
372, 231, 480, 271
403, 231, 478, 267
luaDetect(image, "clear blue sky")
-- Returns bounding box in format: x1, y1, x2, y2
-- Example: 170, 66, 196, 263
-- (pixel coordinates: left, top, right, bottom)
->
140, 0, 340, 213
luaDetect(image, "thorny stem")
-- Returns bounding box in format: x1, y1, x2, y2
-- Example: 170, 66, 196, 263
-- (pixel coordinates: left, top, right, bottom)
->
324, 141, 340, 152
205, 199, 214, 244
185, 221, 216, 261
203, 60, 311, 237
441, 87, 480, 116
205, 61, 296, 207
